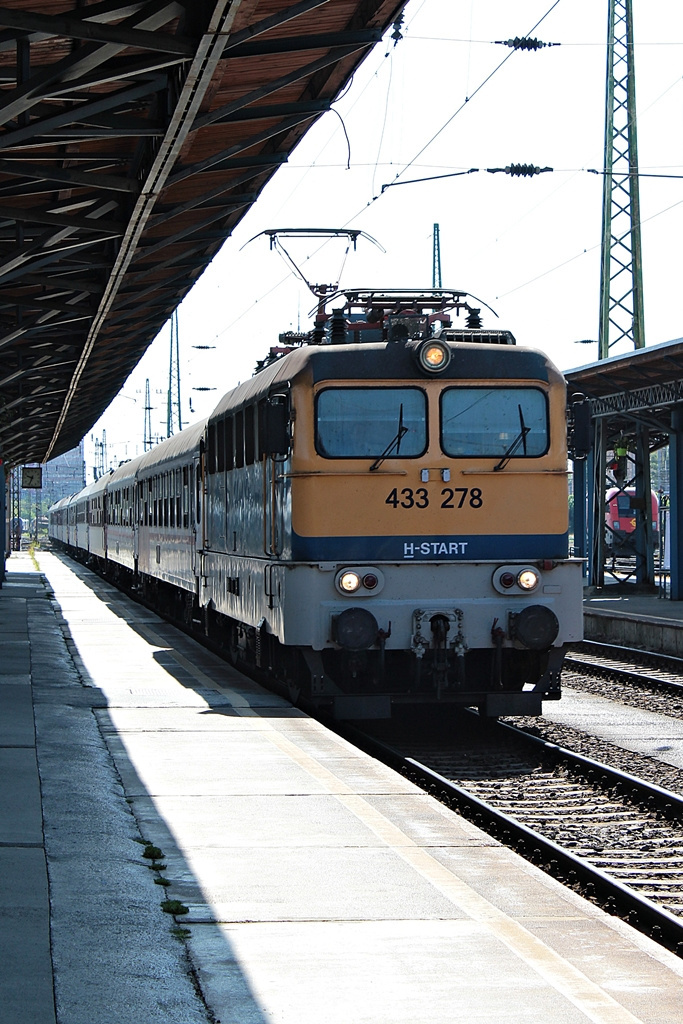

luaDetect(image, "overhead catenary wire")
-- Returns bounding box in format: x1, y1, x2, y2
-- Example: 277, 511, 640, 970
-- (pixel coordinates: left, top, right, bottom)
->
212, 2, 569, 338
204, 4, 683, 343
497, 193, 683, 299
376, 0, 564, 197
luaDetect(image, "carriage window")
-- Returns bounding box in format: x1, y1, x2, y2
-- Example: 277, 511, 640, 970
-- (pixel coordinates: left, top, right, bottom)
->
235, 411, 244, 469
245, 405, 255, 465
195, 464, 201, 524
217, 419, 225, 472
207, 423, 217, 473
440, 387, 548, 458
316, 387, 427, 458
225, 417, 234, 471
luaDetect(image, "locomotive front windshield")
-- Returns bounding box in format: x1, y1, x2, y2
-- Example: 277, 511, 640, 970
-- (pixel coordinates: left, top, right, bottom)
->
441, 387, 548, 458
316, 387, 427, 458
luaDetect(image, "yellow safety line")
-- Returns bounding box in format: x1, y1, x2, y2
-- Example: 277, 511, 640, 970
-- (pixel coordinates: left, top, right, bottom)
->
251, 722, 647, 1024
118, 596, 646, 1022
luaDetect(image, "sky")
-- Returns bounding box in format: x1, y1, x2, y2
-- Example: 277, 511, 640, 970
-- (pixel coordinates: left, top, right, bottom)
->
84, 0, 683, 476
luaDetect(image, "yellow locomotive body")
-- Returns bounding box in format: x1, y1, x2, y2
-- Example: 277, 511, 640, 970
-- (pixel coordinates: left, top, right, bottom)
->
240, 327, 583, 718
50, 289, 585, 719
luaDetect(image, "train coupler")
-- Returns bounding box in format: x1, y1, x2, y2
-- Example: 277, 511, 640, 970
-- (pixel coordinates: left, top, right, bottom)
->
377, 622, 392, 681
491, 618, 506, 689
532, 644, 566, 697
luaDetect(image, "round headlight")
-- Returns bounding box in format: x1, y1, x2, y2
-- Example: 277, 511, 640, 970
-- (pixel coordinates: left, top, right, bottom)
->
499, 572, 515, 589
517, 569, 540, 591
339, 570, 361, 593
362, 573, 379, 590
418, 340, 451, 374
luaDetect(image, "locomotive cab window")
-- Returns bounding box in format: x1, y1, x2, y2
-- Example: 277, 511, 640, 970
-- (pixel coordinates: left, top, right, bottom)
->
440, 387, 549, 458
316, 387, 427, 458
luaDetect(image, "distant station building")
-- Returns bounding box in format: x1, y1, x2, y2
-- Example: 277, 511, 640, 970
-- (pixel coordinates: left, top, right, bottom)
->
41, 442, 86, 507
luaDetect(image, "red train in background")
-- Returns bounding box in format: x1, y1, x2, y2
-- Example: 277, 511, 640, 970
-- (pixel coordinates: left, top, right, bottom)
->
605, 487, 660, 555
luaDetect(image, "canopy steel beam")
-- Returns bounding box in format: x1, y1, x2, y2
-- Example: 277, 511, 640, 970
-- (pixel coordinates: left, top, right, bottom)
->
0, 0, 407, 468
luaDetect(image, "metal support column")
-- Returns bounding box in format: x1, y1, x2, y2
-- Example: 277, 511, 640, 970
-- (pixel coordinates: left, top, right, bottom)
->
586, 443, 596, 584
572, 455, 588, 573
590, 419, 607, 586
669, 407, 683, 599
0, 459, 6, 585
634, 423, 654, 585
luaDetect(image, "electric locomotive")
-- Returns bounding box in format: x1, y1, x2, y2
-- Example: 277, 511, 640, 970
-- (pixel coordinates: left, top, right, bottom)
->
50, 288, 587, 719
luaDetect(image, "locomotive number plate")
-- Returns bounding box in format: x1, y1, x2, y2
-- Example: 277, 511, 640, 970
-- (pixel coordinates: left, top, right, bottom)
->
385, 487, 483, 510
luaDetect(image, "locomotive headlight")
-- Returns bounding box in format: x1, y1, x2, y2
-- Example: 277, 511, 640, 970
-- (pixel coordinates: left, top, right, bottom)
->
334, 566, 385, 596
418, 340, 451, 374
338, 570, 361, 593
517, 569, 540, 591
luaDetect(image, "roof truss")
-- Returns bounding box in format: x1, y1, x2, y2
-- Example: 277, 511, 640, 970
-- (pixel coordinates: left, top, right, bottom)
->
0, 0, 405, 467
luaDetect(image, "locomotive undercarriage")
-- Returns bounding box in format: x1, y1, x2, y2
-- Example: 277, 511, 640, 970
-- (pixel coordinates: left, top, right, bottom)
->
51, 545, 565, 719
199, 599, 564, 719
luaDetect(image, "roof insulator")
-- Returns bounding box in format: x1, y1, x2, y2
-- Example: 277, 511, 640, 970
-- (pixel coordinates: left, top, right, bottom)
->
508, 163, 549, 177
391, 11, 404, 46
487, 164, 553, 177
496, 36, 557, 50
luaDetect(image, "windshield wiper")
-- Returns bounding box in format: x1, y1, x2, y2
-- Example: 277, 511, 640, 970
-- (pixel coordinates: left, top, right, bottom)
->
493, 404, 530, 471
370, 403, 409, 471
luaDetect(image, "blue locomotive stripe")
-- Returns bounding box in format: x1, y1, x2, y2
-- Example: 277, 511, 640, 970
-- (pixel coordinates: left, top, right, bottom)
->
291, 532, 569, 561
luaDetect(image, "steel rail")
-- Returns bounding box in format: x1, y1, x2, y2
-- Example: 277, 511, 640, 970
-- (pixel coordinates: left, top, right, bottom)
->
580, 638, 683, 673
342, 720, 683, 957
566, 640, 683, 696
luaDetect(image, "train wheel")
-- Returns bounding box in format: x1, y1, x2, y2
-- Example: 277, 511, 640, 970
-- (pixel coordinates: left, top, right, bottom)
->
226, 619, 241, 666
287, 680, 302, 706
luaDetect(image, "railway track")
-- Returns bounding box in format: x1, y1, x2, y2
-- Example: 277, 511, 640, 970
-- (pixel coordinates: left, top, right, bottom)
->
347, 712, 683, 956
562, 640, 683, 718
56, 552, 683, 954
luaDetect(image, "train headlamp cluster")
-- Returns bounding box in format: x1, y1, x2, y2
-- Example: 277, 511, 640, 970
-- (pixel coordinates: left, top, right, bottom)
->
335, 567, 383, 596
494, 565, 541, 594
416, 340, 451, 374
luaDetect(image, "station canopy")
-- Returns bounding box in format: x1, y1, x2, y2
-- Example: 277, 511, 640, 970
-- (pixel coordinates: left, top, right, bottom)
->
0, 0, 405, 469
566, 337, 683, 445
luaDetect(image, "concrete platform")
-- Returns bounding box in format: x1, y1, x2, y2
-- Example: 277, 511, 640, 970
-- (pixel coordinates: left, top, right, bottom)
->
584, 591, 683, 655
545, 686, 683, 774
3, 549, 683, 1023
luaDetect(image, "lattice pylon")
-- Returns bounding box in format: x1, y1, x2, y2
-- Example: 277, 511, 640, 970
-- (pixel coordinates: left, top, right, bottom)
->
432, 223, 442, 289
598, 0, 645, 359
167, 309, 182, 437
144, 379, 153, 453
